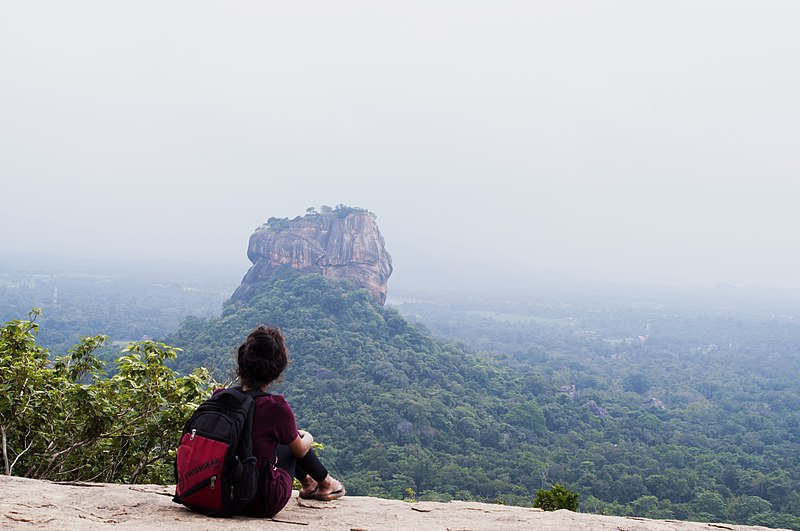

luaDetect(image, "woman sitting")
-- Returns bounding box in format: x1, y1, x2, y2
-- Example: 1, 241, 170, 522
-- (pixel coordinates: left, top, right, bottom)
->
237, 325, 345, 517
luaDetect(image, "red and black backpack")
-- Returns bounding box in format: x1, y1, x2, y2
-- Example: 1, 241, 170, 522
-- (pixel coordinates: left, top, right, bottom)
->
173, 387, 265, 517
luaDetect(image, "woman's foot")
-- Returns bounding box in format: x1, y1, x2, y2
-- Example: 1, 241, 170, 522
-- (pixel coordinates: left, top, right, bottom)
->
314, 476, 345, 501
298, 476, 318, 499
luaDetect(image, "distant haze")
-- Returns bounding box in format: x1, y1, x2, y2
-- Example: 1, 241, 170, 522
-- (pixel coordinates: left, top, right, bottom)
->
2, 1, 799, 289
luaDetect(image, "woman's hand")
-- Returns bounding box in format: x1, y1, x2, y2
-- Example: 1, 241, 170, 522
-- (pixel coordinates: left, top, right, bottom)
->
298, 430, 314, 445
289, 430, 314, 457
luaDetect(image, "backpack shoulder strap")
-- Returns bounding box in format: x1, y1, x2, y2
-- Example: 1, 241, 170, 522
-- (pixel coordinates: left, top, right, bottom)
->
244, 388, 269, 399
227, 385, 269, 400
231, 387, 267, 459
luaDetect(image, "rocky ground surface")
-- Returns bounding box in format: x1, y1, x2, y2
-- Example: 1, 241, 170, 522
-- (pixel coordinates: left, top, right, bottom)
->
0, 475, 789, 531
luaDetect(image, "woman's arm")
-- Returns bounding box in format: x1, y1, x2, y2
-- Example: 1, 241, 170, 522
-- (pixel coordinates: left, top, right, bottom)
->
288, 429, 314, 457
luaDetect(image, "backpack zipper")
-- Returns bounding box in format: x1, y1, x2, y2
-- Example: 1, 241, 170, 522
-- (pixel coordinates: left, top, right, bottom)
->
177, 474, 217, 500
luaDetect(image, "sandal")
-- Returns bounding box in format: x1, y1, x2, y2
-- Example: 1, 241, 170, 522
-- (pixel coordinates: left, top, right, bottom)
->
299, 487, 318, 500
315, 479, 345, 501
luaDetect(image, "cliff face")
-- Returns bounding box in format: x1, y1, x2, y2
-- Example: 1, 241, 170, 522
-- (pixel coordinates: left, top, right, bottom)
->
231, 209, 393, 305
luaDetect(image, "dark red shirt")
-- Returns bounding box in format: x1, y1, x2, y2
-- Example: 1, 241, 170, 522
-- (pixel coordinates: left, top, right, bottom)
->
246, 393, 299, 517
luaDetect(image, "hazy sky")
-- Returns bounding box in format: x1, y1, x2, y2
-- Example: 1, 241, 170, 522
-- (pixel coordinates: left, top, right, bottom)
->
2, 1, 799, 289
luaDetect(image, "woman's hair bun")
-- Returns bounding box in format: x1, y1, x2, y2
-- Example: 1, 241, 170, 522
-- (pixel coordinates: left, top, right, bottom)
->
237, 326, 288, 388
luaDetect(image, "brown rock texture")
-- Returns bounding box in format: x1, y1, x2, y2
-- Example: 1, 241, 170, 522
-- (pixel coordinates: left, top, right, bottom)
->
0, 476, 789, 531
231, 208, 392, 305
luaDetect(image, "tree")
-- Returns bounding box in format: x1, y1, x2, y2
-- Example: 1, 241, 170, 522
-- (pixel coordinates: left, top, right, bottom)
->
622, 373, 650, 394
504, 400, 547, 436
0, 312, 217, 483
534, 484, 579, 511
727, 495, 772, 522
693, 489, 726, 520
0, 309, 49, 475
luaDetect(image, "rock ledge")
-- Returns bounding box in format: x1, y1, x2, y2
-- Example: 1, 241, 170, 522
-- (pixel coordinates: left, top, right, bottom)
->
0, 475, 787, 531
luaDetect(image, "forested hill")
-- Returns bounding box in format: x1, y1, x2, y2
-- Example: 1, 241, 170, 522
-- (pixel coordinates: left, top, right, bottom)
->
169, 271, 549, 504
169, 271, 800, 529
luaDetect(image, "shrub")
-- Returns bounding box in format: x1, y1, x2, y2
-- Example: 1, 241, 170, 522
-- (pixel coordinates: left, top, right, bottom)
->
0, 310, 217, 483
534, 484, 579, 511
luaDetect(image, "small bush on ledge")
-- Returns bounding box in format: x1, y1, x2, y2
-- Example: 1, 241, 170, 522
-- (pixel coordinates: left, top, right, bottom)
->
534, 484, 579, 511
